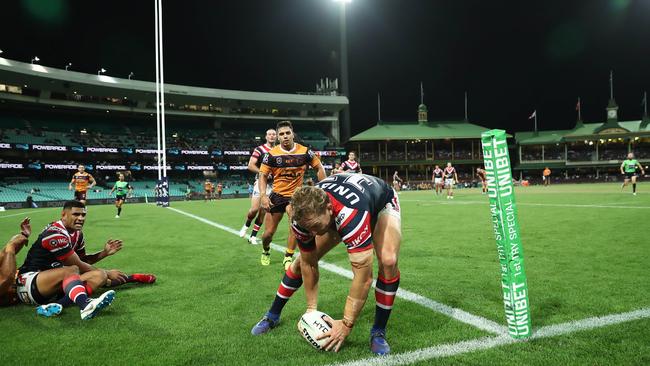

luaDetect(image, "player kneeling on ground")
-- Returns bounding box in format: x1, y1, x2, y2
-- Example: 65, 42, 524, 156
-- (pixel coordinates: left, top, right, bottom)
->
252, 173, 402, 355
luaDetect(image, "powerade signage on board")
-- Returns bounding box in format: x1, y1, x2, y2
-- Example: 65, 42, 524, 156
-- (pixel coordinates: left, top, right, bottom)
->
33, 145, 67, 151
223, 150, 250, 156
0, 163, 24, 169
187, 165, 214, 170
181, 150, 209, 155
87, 147, 119, 153
0, 143, 11, 149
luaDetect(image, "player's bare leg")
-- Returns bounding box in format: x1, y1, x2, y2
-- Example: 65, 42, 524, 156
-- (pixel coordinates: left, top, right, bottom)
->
252, 230, 340, 335
282, 205, 297, 270
631, 175, 638, 195
260, 212, 283, 265
248, 208, 265, 245
370, 213, 402, 355
240, 195, 261, 239
115, 199, 124, 218
34, 266, 115, 319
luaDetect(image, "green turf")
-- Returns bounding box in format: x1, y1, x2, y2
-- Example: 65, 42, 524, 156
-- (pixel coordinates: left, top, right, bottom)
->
0, 183, 648, 365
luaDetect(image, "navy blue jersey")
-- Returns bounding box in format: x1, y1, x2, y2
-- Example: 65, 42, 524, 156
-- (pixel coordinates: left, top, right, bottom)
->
292, 173, 400, 253
19, 221, 75, 274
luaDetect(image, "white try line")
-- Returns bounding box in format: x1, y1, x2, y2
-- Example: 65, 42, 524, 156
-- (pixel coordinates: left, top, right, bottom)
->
0, 208, 58, 219
329, 307, 650, 366
402, 199, 650, 210
165, 206, 508, 335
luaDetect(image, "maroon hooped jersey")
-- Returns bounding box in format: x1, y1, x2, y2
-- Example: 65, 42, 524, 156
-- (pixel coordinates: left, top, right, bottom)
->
292, 173, 399, 254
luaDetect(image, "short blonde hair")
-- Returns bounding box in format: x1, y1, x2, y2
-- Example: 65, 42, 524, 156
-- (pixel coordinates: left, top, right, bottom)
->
291, 186, 329, 222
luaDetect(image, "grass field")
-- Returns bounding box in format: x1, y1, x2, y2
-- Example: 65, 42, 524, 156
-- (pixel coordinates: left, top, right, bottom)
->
1, 183, 649, 365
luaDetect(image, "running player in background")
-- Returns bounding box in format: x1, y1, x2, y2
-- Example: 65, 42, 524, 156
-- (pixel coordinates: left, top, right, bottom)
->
444, 162, 458, 199
204, 179, 214, 202
543, 167, 551, 186
239, 128, 276, 245
621, 153, 645, 196
392, 171, 403, 192
258, 121, 326, 268
476, 167, 487, 194
16, 201, 115, 320
68, 164, 95, 204
110, 173, 133, 218
432, 165, 443, 195
340, 151, 362, 173
252, 174, 402, 355
216, 182, 223, 200
0, 218, 32, 306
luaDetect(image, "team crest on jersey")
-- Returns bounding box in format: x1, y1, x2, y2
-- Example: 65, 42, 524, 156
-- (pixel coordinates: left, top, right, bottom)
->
276, 157, 283, 165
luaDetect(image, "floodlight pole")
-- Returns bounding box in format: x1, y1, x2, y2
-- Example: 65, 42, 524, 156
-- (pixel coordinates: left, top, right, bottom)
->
338, 0, 351, 143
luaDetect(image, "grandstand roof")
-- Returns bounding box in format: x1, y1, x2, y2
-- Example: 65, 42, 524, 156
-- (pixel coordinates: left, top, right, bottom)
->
0, 57, 348, 113
516, 120, 650, 144
348, 120, 497, 141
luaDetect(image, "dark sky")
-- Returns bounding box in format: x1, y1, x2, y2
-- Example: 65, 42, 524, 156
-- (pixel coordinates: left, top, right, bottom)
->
2, 0, 649, 136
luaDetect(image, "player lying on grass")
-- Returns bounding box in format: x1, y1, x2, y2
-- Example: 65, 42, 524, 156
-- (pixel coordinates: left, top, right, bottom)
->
252, 173, 402, 355
16, 201, 156, 319
15, 201, 116, 319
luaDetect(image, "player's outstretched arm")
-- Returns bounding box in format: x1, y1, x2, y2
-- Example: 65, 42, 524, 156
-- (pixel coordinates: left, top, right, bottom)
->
317, 249, 373, 352
69, 176, 75, 190
3, 218, 31, 255
81, 239, 123, 264
300, 248, 320, 312
315, 163, 327, 182
620, 162, 626, 174
637, 162, 645, 175
88, 174, 96, 189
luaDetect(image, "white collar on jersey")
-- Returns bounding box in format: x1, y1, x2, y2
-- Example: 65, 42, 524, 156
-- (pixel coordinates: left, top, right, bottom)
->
279, 143, 297, 154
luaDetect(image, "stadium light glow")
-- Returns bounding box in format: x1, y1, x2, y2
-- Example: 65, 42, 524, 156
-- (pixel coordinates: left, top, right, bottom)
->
98, 68, 107, 75
31, 56, 40, 64
65, 62, 72, 71
0, 49, 3, 54
333, 0, 352, 3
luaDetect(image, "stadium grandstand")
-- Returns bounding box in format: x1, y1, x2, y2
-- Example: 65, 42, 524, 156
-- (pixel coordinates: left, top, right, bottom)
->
0, 56, 348, 208
515, 97, 650, 183
346, 99, 500, 188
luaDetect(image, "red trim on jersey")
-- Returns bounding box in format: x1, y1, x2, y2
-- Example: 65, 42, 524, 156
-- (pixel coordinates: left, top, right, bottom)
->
56, 249, 74, 261
347, 243, 374, 253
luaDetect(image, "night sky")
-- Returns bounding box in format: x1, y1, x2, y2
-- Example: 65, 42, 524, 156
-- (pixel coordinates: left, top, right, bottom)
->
2, 0, 649, 137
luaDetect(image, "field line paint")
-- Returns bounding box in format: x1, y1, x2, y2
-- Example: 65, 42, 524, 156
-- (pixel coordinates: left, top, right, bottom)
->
0, 208, 57, 219
329, 307, 650, 366
402, 199, 650, 210
166, 206, 507, 335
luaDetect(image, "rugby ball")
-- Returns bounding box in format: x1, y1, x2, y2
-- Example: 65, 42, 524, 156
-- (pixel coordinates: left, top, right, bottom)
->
297, 311, 333, 351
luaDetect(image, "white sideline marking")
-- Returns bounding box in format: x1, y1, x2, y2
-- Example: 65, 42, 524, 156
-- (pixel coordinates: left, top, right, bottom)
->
330, 307, 650, 366
402, 199, 650, 210
0, 208, 57, 219
166, 206, 507, 335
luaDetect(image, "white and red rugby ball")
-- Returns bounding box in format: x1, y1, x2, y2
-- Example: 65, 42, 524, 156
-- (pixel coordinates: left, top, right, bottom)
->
297, 311, 333, 351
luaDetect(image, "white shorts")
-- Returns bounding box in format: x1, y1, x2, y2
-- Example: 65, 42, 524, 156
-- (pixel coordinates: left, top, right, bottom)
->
15, 271, 40, 305
252, 179, 272, 198
434, 177, 442, 185
445, 179, 455, 187
378, 189, 401, 222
